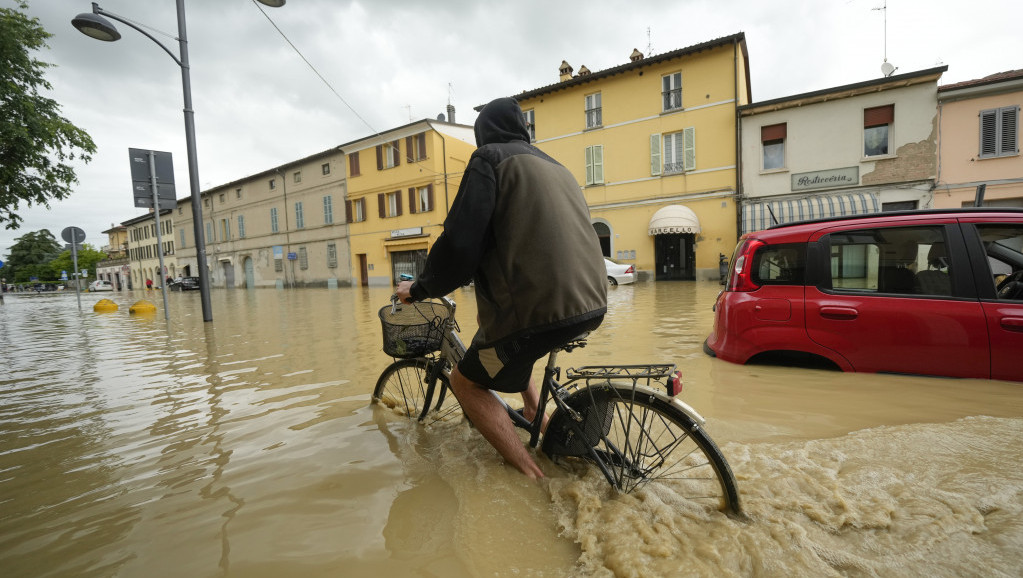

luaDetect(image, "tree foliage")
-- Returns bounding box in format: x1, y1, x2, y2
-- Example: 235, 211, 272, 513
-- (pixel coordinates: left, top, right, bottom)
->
0, 1, 97, 230
3, 228, 62, 281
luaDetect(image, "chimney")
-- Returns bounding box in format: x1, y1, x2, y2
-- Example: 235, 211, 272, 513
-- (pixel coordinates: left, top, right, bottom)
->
577, 65, 591, 76
446, 104, 455, 124
630, 48, 644, 62
559, 60, 574, 81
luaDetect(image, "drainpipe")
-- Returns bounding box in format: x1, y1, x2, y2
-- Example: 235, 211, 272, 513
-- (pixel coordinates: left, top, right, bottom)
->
733, 38, 744, 239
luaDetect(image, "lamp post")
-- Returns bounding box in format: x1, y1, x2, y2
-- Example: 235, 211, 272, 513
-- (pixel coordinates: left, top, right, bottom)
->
73, 0, 285, 322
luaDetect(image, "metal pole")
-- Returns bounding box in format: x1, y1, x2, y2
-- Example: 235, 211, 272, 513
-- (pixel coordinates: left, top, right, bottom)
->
149, 151, 171, 321
176, 0, 213, 322
71, 244, 82, 310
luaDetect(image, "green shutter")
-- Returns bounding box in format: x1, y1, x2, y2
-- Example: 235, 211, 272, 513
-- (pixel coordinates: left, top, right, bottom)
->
650, 134, 661, 176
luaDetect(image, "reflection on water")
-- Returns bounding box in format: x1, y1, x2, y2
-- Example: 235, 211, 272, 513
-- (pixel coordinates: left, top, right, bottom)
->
1, 285, 1021, 577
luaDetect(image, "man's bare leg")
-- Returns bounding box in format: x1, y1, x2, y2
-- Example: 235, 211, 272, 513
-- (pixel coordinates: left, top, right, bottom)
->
450, 366, 545, 479
519, 376, 549, 432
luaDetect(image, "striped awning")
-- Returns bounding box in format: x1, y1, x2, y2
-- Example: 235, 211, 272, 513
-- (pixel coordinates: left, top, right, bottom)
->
741, 192, 880, 234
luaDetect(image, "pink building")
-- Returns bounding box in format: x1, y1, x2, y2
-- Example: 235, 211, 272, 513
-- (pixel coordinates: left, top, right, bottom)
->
935, 70, 1022, 208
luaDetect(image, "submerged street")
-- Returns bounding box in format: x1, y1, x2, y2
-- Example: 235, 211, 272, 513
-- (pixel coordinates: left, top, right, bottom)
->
2, 283, 1021, 577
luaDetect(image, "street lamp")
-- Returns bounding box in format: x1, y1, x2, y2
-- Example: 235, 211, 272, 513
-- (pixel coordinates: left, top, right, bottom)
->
72, 0, 285, 322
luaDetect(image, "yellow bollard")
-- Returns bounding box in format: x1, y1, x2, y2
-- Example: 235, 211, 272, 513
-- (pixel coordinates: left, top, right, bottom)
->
129, 300, 157, 315
93, 298, 118, 313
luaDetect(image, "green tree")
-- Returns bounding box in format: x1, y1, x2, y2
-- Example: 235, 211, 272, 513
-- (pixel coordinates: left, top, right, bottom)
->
47, 244, 105, 281
4, 228, 62, 282
1, 1, 97, 230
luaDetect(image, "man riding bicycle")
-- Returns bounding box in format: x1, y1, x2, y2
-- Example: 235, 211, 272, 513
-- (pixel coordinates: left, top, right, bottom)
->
396, 97, 607, 479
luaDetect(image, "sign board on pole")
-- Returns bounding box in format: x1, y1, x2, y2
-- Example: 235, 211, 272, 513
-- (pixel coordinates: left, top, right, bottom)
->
287, 252, 298, 260
61, 226, 86, 244
128, 148, 177, 210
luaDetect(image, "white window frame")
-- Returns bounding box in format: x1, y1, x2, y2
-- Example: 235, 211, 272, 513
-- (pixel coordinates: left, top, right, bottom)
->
386, 192, 399, 217
416, 186, 431, 213
979, 106, 1019, 158
662, 72, 682, 112
655, 127, 696, 175
354, 198, 365, 222
585, 92, 602, 129
585, 145, 604, 185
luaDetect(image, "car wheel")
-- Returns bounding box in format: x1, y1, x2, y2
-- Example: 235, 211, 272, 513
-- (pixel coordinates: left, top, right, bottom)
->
607, 276, 618, 287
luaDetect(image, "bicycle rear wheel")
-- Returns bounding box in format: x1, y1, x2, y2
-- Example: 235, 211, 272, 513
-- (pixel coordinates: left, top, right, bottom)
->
372, 357, 460, 424
542, 384, 740, 513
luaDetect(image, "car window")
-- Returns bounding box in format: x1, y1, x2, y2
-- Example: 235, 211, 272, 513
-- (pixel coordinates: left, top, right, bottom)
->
977, 224, 1023, 300
823, 226, 952, 296
752, 243, 805, 285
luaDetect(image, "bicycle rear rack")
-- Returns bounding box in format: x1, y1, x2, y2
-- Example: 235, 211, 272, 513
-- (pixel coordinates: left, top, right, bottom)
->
565, 364, 681, 396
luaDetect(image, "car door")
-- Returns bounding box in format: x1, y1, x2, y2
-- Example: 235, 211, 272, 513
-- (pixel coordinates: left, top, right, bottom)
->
960, 219, 1023, 382
804, 220, 989, 378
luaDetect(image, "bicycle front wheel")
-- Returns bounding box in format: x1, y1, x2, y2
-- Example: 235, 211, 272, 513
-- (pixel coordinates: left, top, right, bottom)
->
372, 358, 460, 424
542, 384, 740, 513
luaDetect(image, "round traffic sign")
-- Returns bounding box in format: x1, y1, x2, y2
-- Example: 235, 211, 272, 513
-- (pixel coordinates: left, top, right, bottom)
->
61, 226, 87, 244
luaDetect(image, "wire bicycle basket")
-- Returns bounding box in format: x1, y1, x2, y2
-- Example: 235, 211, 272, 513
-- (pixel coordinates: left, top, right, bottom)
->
379, 300, 451, 358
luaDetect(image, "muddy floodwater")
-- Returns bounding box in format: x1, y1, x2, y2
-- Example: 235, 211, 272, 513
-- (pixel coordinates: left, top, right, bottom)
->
2, 283, 1021, 577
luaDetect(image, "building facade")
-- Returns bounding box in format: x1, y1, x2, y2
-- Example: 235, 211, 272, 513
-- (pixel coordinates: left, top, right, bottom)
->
95, 224, 129, 290
934, 70, 1022, 208
341, 119, 476, 287
739, 66, 947, 234
123, 210, 175, 288
174, 147, 351, 288
514, 34, 751, 281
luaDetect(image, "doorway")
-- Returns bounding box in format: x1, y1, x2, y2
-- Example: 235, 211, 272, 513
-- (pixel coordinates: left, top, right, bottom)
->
654, 233, 695, 280
244, 257, 255, 289
222, 261, 235, 288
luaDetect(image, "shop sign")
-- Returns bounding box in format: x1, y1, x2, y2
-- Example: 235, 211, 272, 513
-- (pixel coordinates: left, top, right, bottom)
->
390, 227, 423, 239
791, 167, 859, 191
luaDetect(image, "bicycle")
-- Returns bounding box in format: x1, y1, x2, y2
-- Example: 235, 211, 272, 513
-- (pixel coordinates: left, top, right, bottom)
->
372, 293, 741, 514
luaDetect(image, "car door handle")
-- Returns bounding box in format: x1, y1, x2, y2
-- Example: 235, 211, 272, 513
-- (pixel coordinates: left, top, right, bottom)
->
819, 306, 859, 320
1000, 316, 1023, 332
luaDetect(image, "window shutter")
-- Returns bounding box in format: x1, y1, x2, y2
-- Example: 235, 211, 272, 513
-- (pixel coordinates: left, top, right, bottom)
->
350, 152, 360, 176
593, 145, 603, 184
427, 184, 434, 210
980, 110, 998, 157
418, 133, 427, 160
378, 194, 385, 218
761, 123, 786, 142
392, 140, 401, 167
1001, 106, 1018, 154
405, 136, 414, 162
585, 146, 593, 185
395, 190, 403, 216
650, 134, 661, 176
345, 200, 353, 223
864, 104, 894, 128
408, 187, 417, 214
683, 127, 696, 171
376, 146, 383, 170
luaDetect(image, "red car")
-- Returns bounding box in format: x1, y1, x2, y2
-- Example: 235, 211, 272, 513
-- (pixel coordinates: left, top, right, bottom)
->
704, 208, 1023, 381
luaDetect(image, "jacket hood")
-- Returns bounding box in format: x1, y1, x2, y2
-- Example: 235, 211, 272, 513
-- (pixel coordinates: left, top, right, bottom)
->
474, 97, 530, 147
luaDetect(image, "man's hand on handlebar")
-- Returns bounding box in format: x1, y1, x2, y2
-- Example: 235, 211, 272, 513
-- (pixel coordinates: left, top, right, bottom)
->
395, 280, 414, 304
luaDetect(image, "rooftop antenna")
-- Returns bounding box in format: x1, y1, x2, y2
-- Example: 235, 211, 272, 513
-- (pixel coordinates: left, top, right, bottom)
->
404, 104, 412, 122
646, 26, 653, 56
873, 1, 897, 77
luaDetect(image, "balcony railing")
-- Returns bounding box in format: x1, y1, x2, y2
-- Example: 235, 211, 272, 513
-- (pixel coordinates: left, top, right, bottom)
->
663, 162, 686, 175
662, 90, 682, 111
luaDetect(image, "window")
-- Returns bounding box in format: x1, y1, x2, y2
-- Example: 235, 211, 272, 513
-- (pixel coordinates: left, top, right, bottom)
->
270, 207, 279, 233
752, 243, 806, 285
379, 191, 401, 218
327, 242, 338, 268
236, 188, 242, 199
219, 193, 225, 204
406, 133, 427, 162
179, 228, 186, 248
237, 215, 245, 238
585, 145, 604, 185
220, 218, 230, 241
825, 226, 950, 295
206, 222, 214, 243
295, 201, 305, 228
662, 72, 682, 111
653, 127, 696, 175
976, 224, 1023, 298
298, 247, 308, 270
293, 171, 301, 184
349, 151, 360, 176
377, 141, 400, 170
409, 185, 433, 214
204, 197, 210, 207
347, 198, 366, 223
323, 195, 334, 224
585, 92, 602, 129
269, 178, 276, 190
979, 106, 1019, 159
864, 104, 893, 157
522, 109, 535, 141
761, 123, 786, 170
322, 162, 330, 175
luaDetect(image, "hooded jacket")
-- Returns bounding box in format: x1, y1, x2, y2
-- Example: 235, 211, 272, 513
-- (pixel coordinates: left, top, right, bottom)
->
410, 97, 607, 345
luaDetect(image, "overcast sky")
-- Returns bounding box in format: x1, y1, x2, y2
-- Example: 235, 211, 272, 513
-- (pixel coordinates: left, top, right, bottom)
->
2, 0, 1021, 262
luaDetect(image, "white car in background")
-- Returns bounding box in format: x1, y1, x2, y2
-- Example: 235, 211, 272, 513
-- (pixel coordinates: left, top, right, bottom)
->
604, 258, 635, 286
89, 280, 113, 292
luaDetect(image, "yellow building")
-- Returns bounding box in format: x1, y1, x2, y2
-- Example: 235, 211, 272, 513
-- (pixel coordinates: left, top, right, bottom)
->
341, 119, 476, 286
514, 34, 751, 280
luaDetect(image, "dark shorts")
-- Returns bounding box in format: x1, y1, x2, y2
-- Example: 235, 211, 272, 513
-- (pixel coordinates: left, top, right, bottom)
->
457, 315, 604, 394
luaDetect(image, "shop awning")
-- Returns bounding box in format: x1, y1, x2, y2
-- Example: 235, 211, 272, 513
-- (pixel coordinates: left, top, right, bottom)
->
648, 205, 701, 235
741, 192, 880, 234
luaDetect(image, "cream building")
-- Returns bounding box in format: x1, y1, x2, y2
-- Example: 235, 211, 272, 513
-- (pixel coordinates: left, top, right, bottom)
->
123, 210, 175, 288
739, 66, 947, 234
